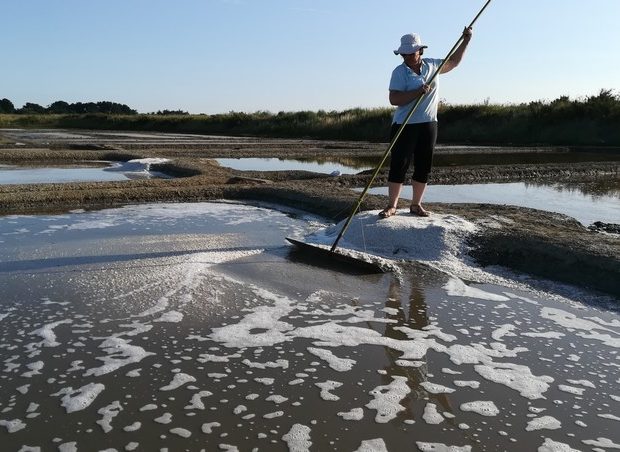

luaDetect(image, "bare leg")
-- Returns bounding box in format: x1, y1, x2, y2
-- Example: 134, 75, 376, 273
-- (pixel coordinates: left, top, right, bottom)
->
410, 180, 430, 216
411, 180, 426, 206
388, 181, 403, 208
379, 182, 403, 218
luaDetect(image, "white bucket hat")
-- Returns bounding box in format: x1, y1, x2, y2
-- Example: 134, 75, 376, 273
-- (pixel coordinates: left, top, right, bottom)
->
393, 33, 428, 55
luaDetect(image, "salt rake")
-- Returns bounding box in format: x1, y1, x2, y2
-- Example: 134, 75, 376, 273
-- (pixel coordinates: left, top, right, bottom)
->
287, 0, 493, 273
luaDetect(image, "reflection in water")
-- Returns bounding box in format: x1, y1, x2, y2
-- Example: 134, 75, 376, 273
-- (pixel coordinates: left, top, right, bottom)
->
216, 157, 375, 174
381, 275, 455, 420
528, 178, 620, 198
218, 149, 620, 174
365, 180, 620, 225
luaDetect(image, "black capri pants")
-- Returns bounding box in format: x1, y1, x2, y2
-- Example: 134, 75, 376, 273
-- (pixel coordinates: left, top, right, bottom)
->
387, 121, 438, 184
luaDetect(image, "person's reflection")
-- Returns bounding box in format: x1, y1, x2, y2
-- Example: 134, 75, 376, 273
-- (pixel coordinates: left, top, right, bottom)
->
381, 273, 454, 419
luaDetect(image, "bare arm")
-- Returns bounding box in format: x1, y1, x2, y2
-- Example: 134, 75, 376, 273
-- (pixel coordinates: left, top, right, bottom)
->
440, 26, 473, 74
389, 84, 431, 106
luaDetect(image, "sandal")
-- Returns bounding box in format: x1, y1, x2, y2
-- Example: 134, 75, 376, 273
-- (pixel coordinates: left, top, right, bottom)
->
410, 204, 430, 217
379, 206, 397, 218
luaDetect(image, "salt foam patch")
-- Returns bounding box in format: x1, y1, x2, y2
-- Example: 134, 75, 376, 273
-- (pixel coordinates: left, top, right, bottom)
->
209, 287, 296, 348
354, 438, 388, 452
422, 403, 445, 424
0, 418, 27, 433
460, 401, 499, 417
29, 319, 73, 347
416, 443, 472, 452
537, 438, 581, 452
582, 438, 620, 449
84, 337, 155, 377
444, 278, 509, 302
366, 376, 409, 423
281, 423, 312, 452
55, 383, 106, 413
526, 415, 561, 431
160, 372, 196, 391
97, 400, 122, 433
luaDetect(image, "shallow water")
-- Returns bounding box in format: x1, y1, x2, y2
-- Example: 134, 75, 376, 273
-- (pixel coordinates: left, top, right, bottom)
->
0, 159, 170, 185
216, 157, 374, 175
365, 182, 620, 226
0, 203, 618, 451
216, 149, 620, 175
217, 157, 619, 225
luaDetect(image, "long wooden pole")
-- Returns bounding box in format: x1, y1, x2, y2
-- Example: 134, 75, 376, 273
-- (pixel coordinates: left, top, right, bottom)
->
330, 0, 493, 253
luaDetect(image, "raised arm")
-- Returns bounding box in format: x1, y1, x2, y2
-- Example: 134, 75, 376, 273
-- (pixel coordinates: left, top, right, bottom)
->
440, 27, 473, 74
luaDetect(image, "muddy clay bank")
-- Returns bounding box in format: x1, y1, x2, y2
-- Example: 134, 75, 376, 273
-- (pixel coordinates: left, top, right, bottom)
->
0, 143, 618, 299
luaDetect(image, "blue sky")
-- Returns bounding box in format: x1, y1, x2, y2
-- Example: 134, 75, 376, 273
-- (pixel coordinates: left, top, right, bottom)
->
3, 0, 620, 114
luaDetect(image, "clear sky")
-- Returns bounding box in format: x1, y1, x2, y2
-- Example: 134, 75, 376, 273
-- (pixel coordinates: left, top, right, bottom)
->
3, 0, 620, 114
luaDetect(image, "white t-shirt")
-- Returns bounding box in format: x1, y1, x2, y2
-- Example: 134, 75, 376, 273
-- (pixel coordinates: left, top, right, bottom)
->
389, 58, 443, 124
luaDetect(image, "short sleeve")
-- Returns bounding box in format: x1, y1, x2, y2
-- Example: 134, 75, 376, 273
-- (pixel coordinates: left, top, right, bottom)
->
428, 58, 444, 74
389, 66, 406, 91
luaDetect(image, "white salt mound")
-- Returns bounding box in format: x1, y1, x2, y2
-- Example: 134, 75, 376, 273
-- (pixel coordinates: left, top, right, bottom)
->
297, 211, 480, 276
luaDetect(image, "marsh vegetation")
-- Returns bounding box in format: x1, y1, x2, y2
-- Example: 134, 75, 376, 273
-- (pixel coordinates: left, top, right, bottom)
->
1, 90, 619, 146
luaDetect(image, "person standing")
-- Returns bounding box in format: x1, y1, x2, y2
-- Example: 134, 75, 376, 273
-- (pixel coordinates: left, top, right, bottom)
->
379, 27, 473, 218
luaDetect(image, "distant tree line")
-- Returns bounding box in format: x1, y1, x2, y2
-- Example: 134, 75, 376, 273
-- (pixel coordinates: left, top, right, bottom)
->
0, 98, 138, 115
1, 90, 619, 145
0, 98, 193, 115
